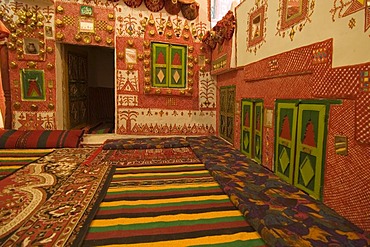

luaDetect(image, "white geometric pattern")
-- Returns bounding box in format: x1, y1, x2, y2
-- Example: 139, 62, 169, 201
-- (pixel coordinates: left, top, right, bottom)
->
117, 94, 139, 106
117, 70, 139, 92
199, 72, 217, 109
13, 111, 56, 130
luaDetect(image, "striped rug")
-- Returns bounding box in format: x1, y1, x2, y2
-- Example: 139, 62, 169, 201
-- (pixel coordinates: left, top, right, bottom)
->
83, 161, 265, 246
0, 149, 54, 180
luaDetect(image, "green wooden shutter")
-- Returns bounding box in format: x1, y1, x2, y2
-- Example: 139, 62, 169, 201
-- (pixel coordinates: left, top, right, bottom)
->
294, 104, 327, 199
169, 45, 186, 88
275, 102, 298, 184
241, 100, 253, 158
220, 86, 235, 143
152, 43, 169, 87
254, 102, 263, 164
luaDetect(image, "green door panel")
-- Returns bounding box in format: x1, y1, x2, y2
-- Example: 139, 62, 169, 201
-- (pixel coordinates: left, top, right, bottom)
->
275, 102, 298, 184
294, 104, 327, 200
220, 86, 235, 143
152, 43, 169, 87
254, 102, 263, 164
241, 100, 253, 158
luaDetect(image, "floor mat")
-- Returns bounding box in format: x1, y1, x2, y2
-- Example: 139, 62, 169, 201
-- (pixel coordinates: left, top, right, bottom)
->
83, 160, 265, 246
90, 147, 201, 166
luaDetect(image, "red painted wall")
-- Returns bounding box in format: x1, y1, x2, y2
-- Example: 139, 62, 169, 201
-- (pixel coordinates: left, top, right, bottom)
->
216, 39, 370, 232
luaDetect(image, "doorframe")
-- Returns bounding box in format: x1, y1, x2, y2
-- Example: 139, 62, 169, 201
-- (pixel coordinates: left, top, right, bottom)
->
57, 44, 89, 130
240, 98, 264, 164
274, 98, 341, 200
0, 44, 11, 128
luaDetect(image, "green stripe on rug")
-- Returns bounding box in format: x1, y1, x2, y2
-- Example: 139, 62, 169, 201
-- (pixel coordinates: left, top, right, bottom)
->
89, 215, 247, 232
98, 198, 232, 211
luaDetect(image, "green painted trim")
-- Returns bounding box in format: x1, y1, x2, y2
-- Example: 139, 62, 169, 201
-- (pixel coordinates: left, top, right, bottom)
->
274, 100, 331, 201
293, 104, 327, 200
151, 42, 169, 88
151, 42, 188, 89
240, 98, 263, 165
240, 99, 253, 158
254, 101, 263, 164
169, 45, 187, 88
274, 102, 298, 184
219, 86, 236, 143
275, 99, 342, 105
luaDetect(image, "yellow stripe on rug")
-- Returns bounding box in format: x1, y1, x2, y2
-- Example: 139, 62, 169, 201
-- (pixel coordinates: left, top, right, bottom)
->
90, 210, 244, 227
0, 149, 55, 154
115, 164, 205, 171
100, 194, 228, 207
97, 232, 262, 247
113, 170, 208, 178
0, 165, 22, 169
108, 182, 220, 192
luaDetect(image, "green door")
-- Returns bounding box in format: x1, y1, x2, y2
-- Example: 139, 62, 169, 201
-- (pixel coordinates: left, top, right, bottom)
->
275, 102, 298, 184
241, 100, 253, 158
294, 104, 327, 199
219, 86, 235, 143
254, 102, 263, 164
240, 99, 263, 164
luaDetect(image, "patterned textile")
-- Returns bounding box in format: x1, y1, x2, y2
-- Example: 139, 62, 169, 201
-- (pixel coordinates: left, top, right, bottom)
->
87, 122, 114, 134
0, 149, 54, 180
0, 148, 114, 246
103, 136, 189, 150
187, 135, 370, 247
84, 157, 265, 246
90, 147, 201, 166
0, 129, 85, 149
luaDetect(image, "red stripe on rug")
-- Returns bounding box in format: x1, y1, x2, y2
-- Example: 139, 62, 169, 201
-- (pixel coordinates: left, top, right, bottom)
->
104, 188, 223, 200
85, 220, 249, 240
96, 201, 234, 216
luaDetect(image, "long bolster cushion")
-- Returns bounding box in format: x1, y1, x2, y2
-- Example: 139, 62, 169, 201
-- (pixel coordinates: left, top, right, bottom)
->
0, 129, 84, 148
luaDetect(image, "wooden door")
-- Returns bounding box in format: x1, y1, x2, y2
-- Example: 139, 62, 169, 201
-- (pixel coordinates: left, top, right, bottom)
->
241, 100, 253, 158
275, 100, 328, 200
254, 101, 263, 164
67, 51, 88, 129
219, 86, 235, 143
275, 102, 298, 184
241, 99, 263, 164
294, 103, 327, 199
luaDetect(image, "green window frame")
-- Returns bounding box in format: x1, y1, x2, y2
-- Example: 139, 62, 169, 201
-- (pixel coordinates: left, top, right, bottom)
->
151, 42, 187, 88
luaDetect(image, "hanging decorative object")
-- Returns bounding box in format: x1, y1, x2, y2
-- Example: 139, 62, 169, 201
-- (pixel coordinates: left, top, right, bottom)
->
165, 0, 181, 15
124, 0, 143, 8
144, 0, 165, 12
180, 1, 199, 20
202, 11, 235, 50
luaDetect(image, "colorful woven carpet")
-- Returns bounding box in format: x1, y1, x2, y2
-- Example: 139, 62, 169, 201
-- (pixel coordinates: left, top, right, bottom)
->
90, 146, 201, 166
83, 149, 265, 246
0, 148, 114, 246
187, 136, 370, 247
0, 149, 54, 180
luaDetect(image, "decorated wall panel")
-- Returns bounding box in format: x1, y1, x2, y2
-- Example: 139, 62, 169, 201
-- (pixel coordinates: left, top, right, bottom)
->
217, 38, 370, 232
113, 1, 215, 135
1, 0, 215, 134
0, 1, 57, 129
236, 0, 370, 67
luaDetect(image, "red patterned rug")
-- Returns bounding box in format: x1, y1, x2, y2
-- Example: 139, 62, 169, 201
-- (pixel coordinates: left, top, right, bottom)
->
91, 147, 201, 166
0, 148, 114, 246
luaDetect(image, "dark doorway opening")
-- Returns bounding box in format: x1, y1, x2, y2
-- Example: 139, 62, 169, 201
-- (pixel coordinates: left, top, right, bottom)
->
64, 44, 115, 133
